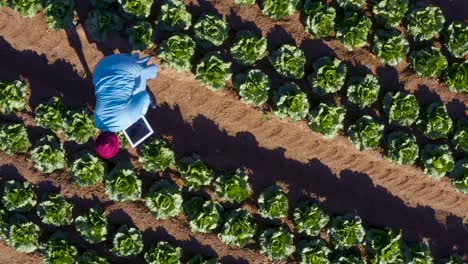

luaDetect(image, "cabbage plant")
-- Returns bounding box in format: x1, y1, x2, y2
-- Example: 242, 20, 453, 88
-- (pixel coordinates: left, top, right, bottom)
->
258, 185, 288, 219
34, 97, 67, 133
297, 239, 331, 264
79, 251, 109, 264
144, 179, 183, 220
158, 34, 195, 72
42, 235, 78, 264
301, 1, 336, 38
118, 0, 153, 18
373, 29, 409, 66
183, 196, 222, 233
43, 0, 76, 30
218, 208, 257, 247
416, 103, 453, 140
85, 9, 123, 42
194, 13, 228, 48
445, 21, 468, 58
128, 22, 155, 51
347, 116, 384, 151
75, 207, 108, 244
70, 153, 106, 187
372, 0, 408, 27
453, 119, 468, 153
407, 6, 445, 41
37, 193, 73, 226
230, 31, 268, 65
177, 154, 214, 191
112, 225, 144, 257
346, 74, 380, 109
195, 52, 232, 90
420, 144, 454, 180
234, 69, 271, 107
0, 80, 27, 115
105, 168, 142, 202
0, 123, 30, 155
366, 228, 403, 264
337, 13, 372, 51
308, 102, 346, 139
158, 0, 192, 32
383, 92, 420, 127
64, 109, 98, 144
271, 44, 306, 79
274, 83, 310, 121
403, 240, 433, 264
145, 241, 182, 264
261, 0, 299, 20
308, 56, 347, 95
214, 169, 252, 204
336, 0, 365, 10
409, 47, 447, 78
4, 214, 40, 253
259, 227, 296, 261
139, 138, 175, 172
450, 159, 468, 194
328, 215, 365, 249
10, 0, 41, 17
445, 61, 467, 94
30, 135, 66, 173
2, 180, 36, 212
293, 200, 329, 236
384, 132, 419, 165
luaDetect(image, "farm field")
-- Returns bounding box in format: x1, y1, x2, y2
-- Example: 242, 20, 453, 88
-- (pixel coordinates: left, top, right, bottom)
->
0, 0, 467, 263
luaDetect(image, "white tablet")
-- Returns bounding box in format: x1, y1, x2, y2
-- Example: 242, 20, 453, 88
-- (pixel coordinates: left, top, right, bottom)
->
123, 116, 154, 148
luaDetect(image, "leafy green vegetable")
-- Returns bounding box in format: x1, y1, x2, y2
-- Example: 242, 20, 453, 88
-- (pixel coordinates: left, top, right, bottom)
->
37, 193, 73, 226
195, 52, 232, 90
64, 109, 98, 144
194, 13, 228, 48
407, 6, 445, 41
346, 74, 380, 109
409, 47, 447, 78
271, 44, 306, 79
372, 0, 409, 27
79, 251, 108, 264
183, 196, 222, 233
2, 180, 36, 213
301, 0, 336, 38
187, 255, 218, 264
10, 0, 41, 17
158, 0, 192, 32
85, 9, 123, 42
0, 123, 30, 155
157, 34, 196, 72
331, 251, 365, 264
297, 239, 331, 264
0, 0, 8, 7
4, 214, 40, 253
42, 234, 78, 264
230, 31, 268, 65
34, 97, 67, 133
75, 207, 108, 244
0, 80, 27, 115
234, 0, 255, 7
403, 240, 434, 264
144, 179, 183, 220
373, 29, 409, 66
128, 21, 155, 51
70, 153, 106, 187
293, 200, 329, 237
420, 144, 454, 180
440, 255, 463, 264
218, 208, 257, 247
214, 169, 252, 204
105, 168, 142, 202
308, 102, 346, 138
327, 215, 365, 249
145, 241, 182, 264
274, 83, 310, 121
308, 56, 347, 95
347, 116, 384, 151
383, 92, 420, 126
258, 185, 289, 219
259, 227, 296, 261
118, 0, 153, 18
336, 0, 365, 10
89, 0, 114, 8
445, 61, 468, 94
177, 154, 214, 191
445, 21, 468, 58
139, 138, 175, 172
416, 103, 453, 140
366, 228, 403, 264
261, 0, 298, 20
337, 13, 372, 51
449, 159, 468, 195
112, 225, 144, 257
117, 131, 128, 149
43, 0, 76, 30
30, 135, 66, 173
384, 132, 419, 165
234, 69, 271, 106
453, 119, 468, 153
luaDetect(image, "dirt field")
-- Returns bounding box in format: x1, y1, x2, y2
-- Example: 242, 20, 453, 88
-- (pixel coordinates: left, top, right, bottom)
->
0, 0, 467, 263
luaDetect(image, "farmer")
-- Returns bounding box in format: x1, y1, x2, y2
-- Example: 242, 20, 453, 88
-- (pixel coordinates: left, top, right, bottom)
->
93, 53, 157, 159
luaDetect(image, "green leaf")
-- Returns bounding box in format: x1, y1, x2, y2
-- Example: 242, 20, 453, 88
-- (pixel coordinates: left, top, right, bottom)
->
308, 102, 346, 139
337, 13, 372, 51
297, 239, 331, 264
453, 119, 468, 153
234, 0, 255, 7
445, 21, 468, 58
403, 240, 434, 264
274, 83, 310, 121
37, 193, 73, 226
366, 228, 403, 264
214, 169, 252, 204
138, 138, 175, 172
445, 61, 468, 94
347, 116, 384, 151
0, 123, 30, 155
42, 234, 78, 264
309, 56, 347, 95
327, 215, 365, 249
450, 159, 468, 195
218, 208, 257, 247
78, 251, 109, 264
145, 241, 182, 264
43, 0, 76, 30
64, 109, 98, 144
409, 47, 447, 78
420, 144, 454, 180
183, 196, 223, 233
34, 97, 67, 133
144, 179, 183, 219
372, 0, 409, 27
177, 154, 214, 191
302, 1, 335, 38
331, 251, 365, 264
230, 31, 268, 65
261, 0, 299, 20
407, 6, 445, 41
10, 0, 41, 17
194, 13, 228, 48
158, 0, 192, 32
234, 69, 271, 107
384, 131, 419, 165
195, 52, 232, 90
336, 0, 365, 10
258, 185, 288, 219
30, 135, 66, 173
383, 92, 420, 127
346, 74, 380, 109
157, 34, 196, 72
416, 103, 453, 140
2, 180, 36, 213
71, 153, 106, 187
373, 29, 409, 66
271, 44, 306, 79
293, 200, 329, 237
128, 21, 155, 51
440, 255, 463, 264
4, 214, 40, 253
105, 168, 142, 202
117, 131, 128, 149
0, 80, 27, 114
118, 0, 153, 18
112, 225, 144, 257
259, 227, 296, 261
84, 9, 123, 42
75, 207, 108, 244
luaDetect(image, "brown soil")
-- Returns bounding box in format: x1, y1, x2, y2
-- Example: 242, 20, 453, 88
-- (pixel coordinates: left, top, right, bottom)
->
0, 0, 467, 263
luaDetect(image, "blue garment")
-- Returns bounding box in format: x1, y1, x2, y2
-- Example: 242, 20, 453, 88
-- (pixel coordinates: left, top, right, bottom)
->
93, 53, 157, 132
